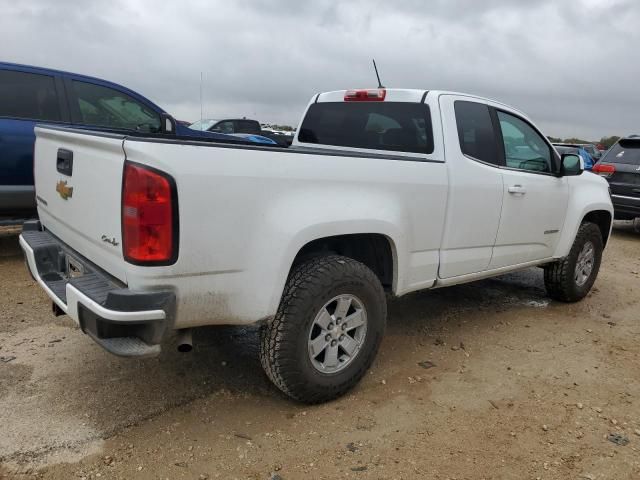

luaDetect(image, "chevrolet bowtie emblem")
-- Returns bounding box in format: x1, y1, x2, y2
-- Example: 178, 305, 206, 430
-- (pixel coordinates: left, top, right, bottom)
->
56, 180, 73, 200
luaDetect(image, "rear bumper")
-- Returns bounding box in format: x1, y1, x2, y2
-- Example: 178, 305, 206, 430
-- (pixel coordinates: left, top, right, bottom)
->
611, 194, 640, 220
19, 221, 175, 357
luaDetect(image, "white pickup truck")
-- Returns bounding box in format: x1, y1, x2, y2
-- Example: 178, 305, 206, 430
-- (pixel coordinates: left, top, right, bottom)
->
21, 88, 613, 403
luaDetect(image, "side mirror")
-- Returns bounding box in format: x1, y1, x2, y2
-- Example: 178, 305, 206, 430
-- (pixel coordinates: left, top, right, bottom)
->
160, 113, 177, 135
560, 153, 584, 176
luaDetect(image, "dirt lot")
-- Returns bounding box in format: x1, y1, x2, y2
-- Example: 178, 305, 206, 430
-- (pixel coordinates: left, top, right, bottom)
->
1, 225, 639, 480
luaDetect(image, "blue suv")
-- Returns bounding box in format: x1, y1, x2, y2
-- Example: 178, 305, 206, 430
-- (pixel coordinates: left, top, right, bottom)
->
0, 62, 260, 217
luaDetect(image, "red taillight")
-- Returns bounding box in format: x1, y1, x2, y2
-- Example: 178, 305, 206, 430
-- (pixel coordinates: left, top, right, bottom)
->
344, 89, 386, 102
592, 163, 615, 178
122, 162, 177, 264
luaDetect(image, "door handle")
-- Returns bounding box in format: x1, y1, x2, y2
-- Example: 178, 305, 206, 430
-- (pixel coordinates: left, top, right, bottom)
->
56, 149, 73, 176
508, 184, 526, 195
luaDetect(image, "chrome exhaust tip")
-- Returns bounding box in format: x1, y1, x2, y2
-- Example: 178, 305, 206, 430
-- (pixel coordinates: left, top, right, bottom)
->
176, 329, 193, 353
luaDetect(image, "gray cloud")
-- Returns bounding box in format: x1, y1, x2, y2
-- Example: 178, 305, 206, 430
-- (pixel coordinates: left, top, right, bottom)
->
1, 0, 637, 139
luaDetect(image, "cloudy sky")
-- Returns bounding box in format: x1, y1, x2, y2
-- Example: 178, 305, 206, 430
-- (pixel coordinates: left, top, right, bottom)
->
1, 0, 638, 139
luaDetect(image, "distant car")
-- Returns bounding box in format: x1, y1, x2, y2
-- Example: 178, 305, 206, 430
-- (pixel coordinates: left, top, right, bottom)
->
582, 143, 602, 161
190, 118, 261, 134
593, 136, 640, 221
557, 143, 601, 161
0, 62, 262, 217
553, 143, 595, 170
190, 118, 291, 146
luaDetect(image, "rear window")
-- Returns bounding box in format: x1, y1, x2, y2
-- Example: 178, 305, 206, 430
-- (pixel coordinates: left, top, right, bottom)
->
298, 102, 434, 154
0, 70, 60, 121
602, 140, 640, 165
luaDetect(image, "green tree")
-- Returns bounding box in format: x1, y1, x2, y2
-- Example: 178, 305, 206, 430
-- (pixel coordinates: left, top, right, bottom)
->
563, 137, 591, 144
599, 136, 620, 149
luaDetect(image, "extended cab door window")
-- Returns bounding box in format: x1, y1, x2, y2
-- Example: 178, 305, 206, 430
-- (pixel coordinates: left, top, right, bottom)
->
496, 111, 553, 174
70, 80, 161, 133
0, 70, 61, 121
454, 101, 501, 166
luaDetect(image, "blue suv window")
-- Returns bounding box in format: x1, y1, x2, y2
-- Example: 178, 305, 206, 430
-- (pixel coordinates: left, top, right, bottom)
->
0, 70, 60, 121
71, 80, 161, 132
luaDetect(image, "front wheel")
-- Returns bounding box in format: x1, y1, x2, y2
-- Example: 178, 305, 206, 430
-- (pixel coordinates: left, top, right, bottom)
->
544, 222, 603, 302
259, 255, 386, 403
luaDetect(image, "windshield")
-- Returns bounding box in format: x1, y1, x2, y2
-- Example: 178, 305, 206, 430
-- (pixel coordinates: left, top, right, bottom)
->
189, 119, 219, 131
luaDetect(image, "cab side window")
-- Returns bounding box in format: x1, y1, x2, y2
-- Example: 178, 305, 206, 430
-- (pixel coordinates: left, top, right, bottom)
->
214, 121, 235, 134
235, 120, 260, 134
454, 101, 500, 166
71, 80, 161, 132
0, 70, 61, 121
497, 111, 552, 173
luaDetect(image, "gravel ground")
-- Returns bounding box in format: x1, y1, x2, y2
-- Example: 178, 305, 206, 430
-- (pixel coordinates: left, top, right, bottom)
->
0, 224, 639, 479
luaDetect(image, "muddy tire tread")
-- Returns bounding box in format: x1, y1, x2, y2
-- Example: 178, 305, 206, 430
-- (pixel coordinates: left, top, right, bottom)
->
544, 222, 603, 302
259, 255, 386, 403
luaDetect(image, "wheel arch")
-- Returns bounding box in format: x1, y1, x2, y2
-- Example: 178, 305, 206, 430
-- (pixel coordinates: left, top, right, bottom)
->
289, 233, 398, 293
554, 201, 613, 259
582, 209, 612, 247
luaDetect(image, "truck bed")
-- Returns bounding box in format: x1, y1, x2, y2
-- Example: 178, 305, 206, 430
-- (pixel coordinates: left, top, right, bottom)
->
30, 124, 448, 329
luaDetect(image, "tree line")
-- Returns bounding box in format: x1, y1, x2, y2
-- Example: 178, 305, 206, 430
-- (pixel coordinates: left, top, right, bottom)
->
547, 136, 620, 149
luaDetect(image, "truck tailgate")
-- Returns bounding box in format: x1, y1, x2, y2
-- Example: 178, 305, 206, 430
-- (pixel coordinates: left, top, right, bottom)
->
34, 127, 128, 283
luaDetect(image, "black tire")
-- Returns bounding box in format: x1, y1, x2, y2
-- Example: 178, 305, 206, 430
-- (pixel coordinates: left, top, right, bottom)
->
544, 222, 603, 302
259, 255, 386, 403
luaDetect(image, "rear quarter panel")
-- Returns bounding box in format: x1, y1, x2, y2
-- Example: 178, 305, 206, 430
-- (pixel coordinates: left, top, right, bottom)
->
122, 139, 448, 327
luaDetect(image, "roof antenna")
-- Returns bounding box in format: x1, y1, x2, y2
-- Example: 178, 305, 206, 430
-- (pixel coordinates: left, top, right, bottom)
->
372, 59, 385, 88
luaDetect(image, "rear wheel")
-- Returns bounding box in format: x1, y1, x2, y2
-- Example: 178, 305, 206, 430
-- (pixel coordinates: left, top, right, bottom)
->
544, 222, 603, 302
259, 255, 386, 403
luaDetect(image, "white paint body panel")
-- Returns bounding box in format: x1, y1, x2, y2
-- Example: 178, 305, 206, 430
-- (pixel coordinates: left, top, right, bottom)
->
34, 129, 128, 282
32, 89, 613, 329
491, 169, 568, 268
437, 95, 504, 278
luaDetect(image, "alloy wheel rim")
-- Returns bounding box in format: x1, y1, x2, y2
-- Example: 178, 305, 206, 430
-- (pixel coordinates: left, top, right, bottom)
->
574, 241, 595, 287
307, 294, 368, 374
